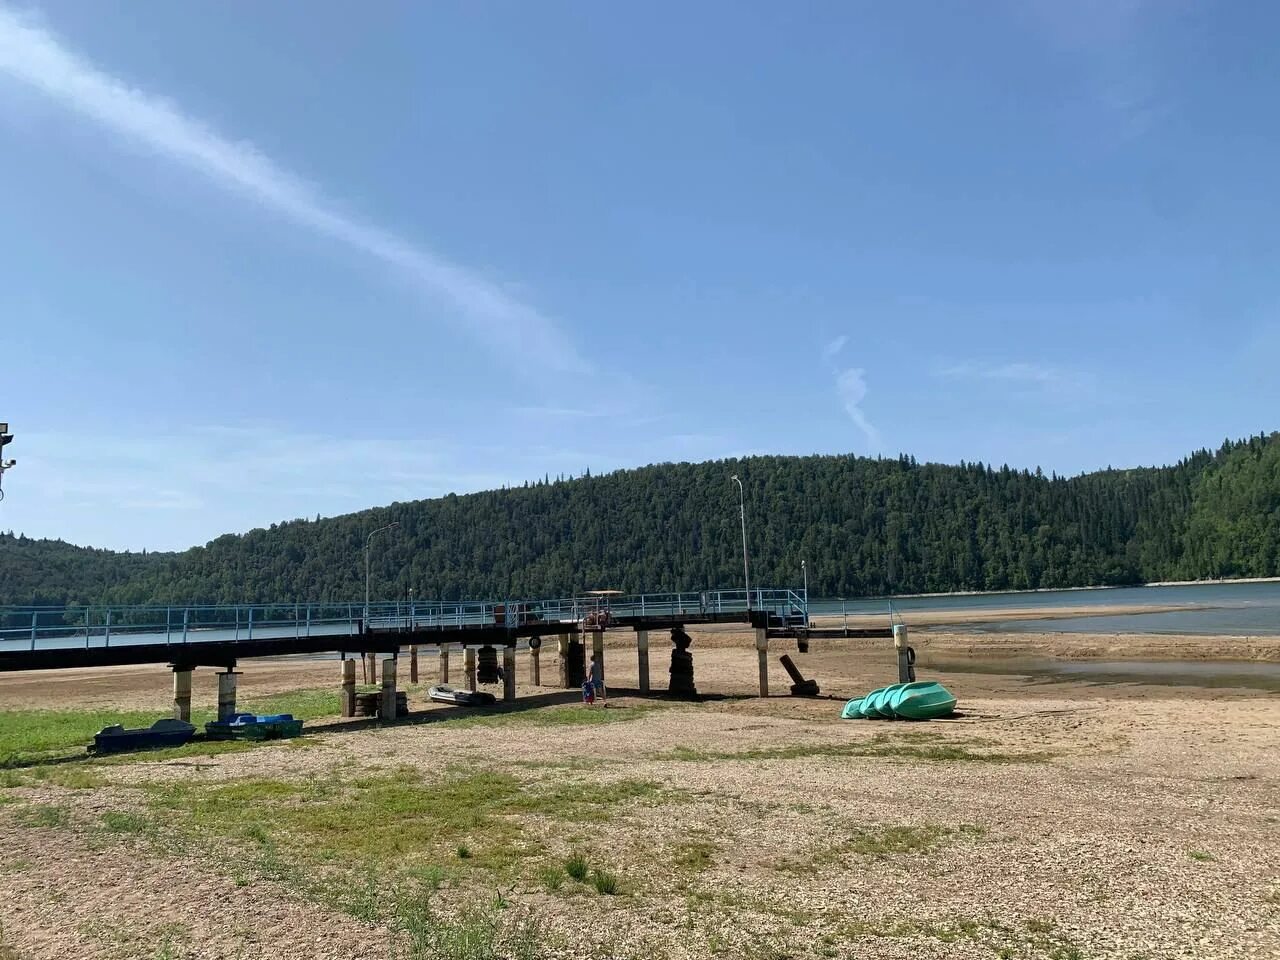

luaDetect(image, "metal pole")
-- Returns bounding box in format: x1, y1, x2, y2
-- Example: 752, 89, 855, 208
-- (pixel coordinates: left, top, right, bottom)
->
365, 521, 400, 627
802, 560, 808, 614
104, 610, 111, 648
29, 610, 36, 652
166, 606, 172, 644
731, 475, 751, 610
183, 608, 189, 643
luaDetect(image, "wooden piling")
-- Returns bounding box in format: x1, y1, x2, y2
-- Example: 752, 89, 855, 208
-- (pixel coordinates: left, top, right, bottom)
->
636, 629, 650, 693
465, 647, 477, 692
409, 645, 419, 684
340, 658, 357, 717
503, 645, 516, 702
530, 641, 541, 686
893, 624, 913, 683
755, 628, 769, 697
439, 645, 450, 684
591, 629, 605, 685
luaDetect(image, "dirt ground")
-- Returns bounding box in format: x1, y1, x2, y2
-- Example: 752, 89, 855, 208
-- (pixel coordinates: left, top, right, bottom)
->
1, 627, 1278, 960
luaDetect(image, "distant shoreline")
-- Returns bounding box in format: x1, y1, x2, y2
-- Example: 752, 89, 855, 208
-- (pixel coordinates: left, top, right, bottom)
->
817, 576, 1280, 604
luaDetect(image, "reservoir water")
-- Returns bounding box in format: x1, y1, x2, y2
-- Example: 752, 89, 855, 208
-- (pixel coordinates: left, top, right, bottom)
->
809, 580, 1280, 635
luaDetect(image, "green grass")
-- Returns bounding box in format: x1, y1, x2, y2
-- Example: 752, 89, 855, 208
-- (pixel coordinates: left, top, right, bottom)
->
100, 810, 155, 834
590, 869, 620, 895
536, 864, 565, 892
434, 704, 661, 730
455, 842, 472, 860
392, 898, 548, 960
657, 731, 1050, 765
15, 802, 69, 828
1188, 850, 1215, 862
564, 852, 589, 882
672, 839, 718, 871
842, 915, 1082, 958
0, 688, 339, 768
778, 822, 985, 874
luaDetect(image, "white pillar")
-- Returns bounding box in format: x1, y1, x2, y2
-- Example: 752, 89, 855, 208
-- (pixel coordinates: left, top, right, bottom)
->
381, 657, 398, 721
893, 623, 913, 683
216, 670, 238, 722
173, 668, 193, 722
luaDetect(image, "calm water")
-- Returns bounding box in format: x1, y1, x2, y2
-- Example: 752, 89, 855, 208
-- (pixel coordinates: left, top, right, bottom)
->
810, 580, 1280, 636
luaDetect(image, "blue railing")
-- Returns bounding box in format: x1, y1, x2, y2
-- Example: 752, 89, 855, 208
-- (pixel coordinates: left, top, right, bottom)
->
0, 588, 807, 653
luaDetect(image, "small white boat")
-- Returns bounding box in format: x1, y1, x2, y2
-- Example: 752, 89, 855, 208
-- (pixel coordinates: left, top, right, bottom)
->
428, 684, 496, 707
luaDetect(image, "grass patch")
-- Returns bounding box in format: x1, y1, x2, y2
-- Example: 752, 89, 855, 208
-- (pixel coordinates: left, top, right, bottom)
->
537, 864, 565, 892
1188, 850, 1215, 862
843, 915, 1082, 958
564, 852, 589, 882
778, 822, 985, 874
436, 704, 661, 730
392, 898, 547, 960
100, 810, 154, 834
590, 869, 620, 895
455, 843, 472, 860
16, 802, 69, 828
657, 731, 1049, 765
672, 839, 718, 872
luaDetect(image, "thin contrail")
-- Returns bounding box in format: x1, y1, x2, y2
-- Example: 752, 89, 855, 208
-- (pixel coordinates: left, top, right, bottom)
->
0, 7, 585, 373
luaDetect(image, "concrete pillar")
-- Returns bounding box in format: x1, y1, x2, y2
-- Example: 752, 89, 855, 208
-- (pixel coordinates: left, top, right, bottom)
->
503, 645, 516, 702
893, 623, 915, 683
365, 652, 378, 685
341, 658, 357, 717
409, 645, 419, 685
381, 657, 398, 721
439, 645, 450, 684
556, 634, 571, 687
530, 641, 541, 686
636, 630, 650, 693
465, 647, 477, 692
755, 628, 769, 698
591, 629, 605, 684
172, 668, 193, 722
216, 670, 239, 722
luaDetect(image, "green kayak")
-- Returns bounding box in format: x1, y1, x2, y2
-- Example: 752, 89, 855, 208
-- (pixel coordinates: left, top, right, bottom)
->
862, 683, 905, 719
840, 698, 864, 720
891, 681, 957, 720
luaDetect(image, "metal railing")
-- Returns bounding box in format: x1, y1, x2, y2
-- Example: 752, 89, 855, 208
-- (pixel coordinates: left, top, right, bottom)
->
0, 588, 808, 653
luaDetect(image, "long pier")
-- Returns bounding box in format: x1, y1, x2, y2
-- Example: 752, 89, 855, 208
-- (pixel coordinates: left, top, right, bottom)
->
0, 588, 899, 721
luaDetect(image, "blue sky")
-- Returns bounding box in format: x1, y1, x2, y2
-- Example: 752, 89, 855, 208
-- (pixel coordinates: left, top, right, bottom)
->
1, 1, 1276, 551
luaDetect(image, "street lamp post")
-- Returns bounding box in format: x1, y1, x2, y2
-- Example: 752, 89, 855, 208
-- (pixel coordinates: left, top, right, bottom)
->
802, 559, 808, 607
364, 522, 400, 625
730, 475, 751, 610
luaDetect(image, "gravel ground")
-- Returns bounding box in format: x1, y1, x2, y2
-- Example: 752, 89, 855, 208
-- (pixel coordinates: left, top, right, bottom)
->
1, 631, 1277, 959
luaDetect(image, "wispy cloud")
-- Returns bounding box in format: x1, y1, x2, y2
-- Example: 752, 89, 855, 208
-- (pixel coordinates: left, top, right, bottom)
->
936, 360, 1095, 393
835, 367, 881, 450
822, 335, 848, 361
0, 8, 584, 373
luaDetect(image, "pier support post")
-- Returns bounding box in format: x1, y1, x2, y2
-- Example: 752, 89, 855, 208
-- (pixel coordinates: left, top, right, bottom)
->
755, 628, 769, 698
410, 645, 419, 685
364, 652, 378, 686
341, 658, 357, 717
381, 658, 398, 721
503, 645, 516, 702
591, 629, 605, 685
439, 645, 450, 684
172, 668, 193, 722
216, 670, 239, 722
558, 634, 585, 689
636, 630, 650, 693
893, 624, 915, 683
530, 640, 541, 686
465, 647, 477, 692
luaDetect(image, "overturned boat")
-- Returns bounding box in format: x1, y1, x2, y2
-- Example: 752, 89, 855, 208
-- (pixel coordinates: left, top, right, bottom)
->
428, 684, 496, 707
205, 713, 304, 740
841, 681, 957, 721
91, 718, 196, 754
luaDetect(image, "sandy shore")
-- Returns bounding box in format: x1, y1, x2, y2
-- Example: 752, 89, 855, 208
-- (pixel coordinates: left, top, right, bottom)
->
1, 626, 1278, 959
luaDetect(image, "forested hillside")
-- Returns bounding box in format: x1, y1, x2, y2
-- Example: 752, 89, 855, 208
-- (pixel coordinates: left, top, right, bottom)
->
2, 434, 1277, 606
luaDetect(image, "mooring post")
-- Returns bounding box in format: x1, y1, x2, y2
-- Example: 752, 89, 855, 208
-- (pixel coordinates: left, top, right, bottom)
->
366, 652, 378, 685
340, 658, 357, 717
503, 645, 516, 702
530, 640, 541, 686
216, 670, 239, 722
409, 645, 419, 685
381, 658, 398, 721
172, 667, 193, 722
556, 634, 571, 687
893, 623, 914, 683
465, 647, 477, 692
755, 628, 769, 697
636, 629, 650, 693
439, 644, 451, 684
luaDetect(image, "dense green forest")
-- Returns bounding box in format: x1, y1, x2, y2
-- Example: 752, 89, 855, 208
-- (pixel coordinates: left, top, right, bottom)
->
2, 433, 1277, 606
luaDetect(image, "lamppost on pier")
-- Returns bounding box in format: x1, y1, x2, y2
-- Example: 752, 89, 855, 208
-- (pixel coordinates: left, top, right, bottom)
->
802, 559, 808, 607
730, 475, 751, 610
364, 522, 400, 624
